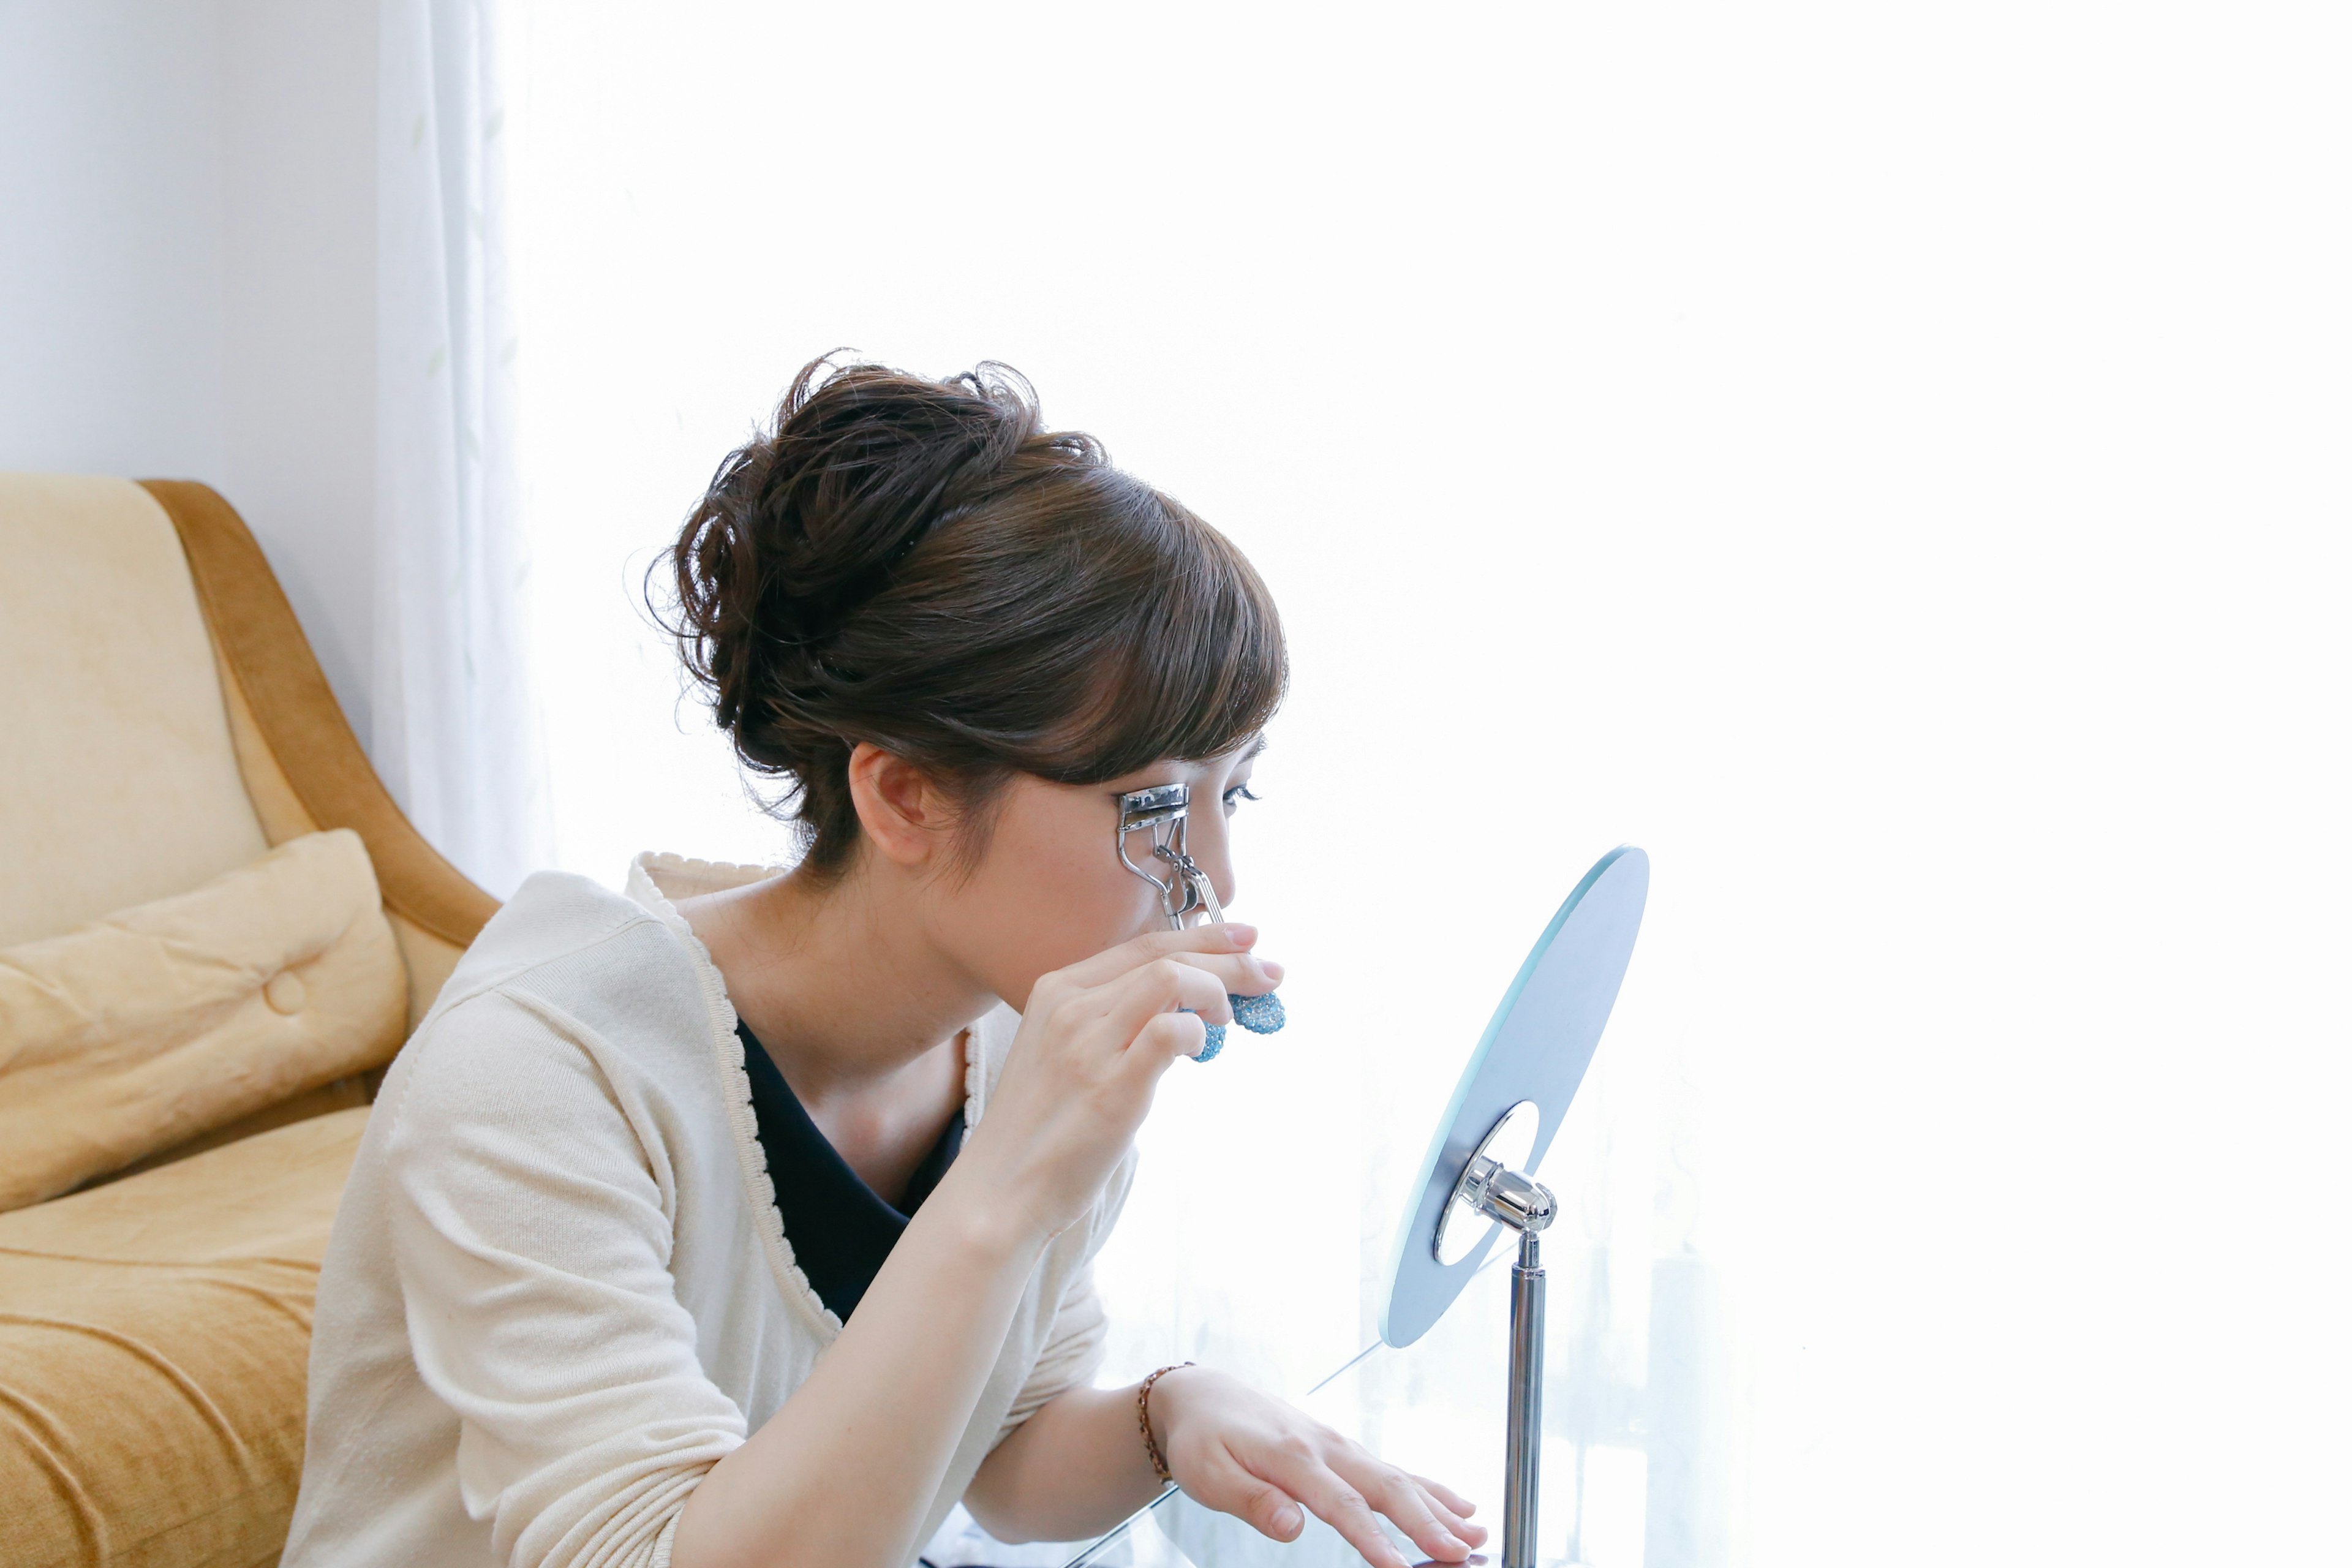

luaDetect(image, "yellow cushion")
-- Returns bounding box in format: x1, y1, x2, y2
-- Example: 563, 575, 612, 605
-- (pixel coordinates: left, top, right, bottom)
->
0, 1105, 368, 1568
0, 473, 271, 949
0, 830, 404, 1212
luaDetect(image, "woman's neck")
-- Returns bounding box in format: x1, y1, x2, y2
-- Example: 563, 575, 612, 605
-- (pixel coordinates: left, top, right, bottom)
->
677, 858, 993, 1114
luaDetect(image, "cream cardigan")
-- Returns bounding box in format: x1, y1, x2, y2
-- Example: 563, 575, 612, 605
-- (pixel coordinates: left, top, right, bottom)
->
282, 853, 1134, 1568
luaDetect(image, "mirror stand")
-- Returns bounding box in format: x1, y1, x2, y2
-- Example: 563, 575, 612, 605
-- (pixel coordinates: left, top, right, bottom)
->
1439, 1101, 1558, 1568
1501, 1224, 1551, 1568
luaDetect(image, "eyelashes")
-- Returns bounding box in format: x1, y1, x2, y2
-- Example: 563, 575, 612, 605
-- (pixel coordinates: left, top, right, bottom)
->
1222, 783, 1261, 810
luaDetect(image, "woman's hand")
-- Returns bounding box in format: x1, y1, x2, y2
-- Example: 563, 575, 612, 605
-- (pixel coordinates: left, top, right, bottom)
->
1151, 1366, 1487, 1568
954, 924, 1281, 1245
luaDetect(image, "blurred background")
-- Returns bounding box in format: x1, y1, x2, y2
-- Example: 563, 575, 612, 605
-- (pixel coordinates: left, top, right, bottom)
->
7, 4, 2347, 1565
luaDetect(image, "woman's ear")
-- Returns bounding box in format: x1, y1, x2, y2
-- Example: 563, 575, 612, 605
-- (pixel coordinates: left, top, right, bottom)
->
846, 742, 953, 868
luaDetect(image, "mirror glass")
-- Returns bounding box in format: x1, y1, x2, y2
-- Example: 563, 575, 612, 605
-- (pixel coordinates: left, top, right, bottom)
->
1379, 845, 1649, 1348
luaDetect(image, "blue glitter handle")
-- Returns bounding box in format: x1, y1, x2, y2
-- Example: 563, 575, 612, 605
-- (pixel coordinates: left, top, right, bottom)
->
1191, 990, 1286, 1062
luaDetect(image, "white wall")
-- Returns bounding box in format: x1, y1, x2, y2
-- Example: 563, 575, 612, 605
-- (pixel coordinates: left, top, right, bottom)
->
1, 0, 378, 741
216, 0, 378, 744
0, 1, 228, 479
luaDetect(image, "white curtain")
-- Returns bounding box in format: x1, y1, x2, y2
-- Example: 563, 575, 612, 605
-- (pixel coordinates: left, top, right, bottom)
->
374, 0, 547, 898
502, 7, 2350, 1566
502, 11, 1752, 1555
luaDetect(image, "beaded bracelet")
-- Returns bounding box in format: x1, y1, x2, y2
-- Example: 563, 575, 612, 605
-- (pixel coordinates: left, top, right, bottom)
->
1136, 1362, 1196, 1483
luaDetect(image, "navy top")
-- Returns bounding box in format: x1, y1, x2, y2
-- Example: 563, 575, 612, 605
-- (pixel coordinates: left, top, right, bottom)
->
736, 1020, 965, 1321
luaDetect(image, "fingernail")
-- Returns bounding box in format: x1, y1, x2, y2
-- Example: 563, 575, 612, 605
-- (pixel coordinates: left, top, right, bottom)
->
1273, 1505, 1301, 1534
1259, 958, 1286, 984
1221, 922, 1258, 948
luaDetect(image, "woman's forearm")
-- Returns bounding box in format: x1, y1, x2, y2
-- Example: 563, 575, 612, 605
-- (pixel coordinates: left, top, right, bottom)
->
965, 1381, 1169, 1542
670, 1177, 1049, 1568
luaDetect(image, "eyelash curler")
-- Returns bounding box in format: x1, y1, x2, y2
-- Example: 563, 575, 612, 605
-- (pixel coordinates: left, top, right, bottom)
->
1115, 783, 1224, 929
1115, 782, 1283, 1060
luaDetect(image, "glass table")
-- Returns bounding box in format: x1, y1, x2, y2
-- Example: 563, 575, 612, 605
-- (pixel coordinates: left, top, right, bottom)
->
918, 1243, 1684, 1568
1054, 1267, 1514, 1568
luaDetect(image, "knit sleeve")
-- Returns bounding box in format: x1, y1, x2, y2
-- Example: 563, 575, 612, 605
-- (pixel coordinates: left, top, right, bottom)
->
991, 1144, 1142, 1446
995, 1262, 1110, 1442
380, 988, 747, 1568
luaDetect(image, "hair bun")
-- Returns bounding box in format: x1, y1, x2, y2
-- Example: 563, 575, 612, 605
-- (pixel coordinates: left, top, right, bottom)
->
732, 357, 1047, 647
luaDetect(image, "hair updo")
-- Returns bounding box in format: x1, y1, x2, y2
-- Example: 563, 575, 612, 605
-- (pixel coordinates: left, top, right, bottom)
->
658, 355, 1287, 876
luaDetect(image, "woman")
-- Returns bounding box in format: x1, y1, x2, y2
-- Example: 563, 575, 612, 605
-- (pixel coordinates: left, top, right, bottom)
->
284, 359, 1487, 1568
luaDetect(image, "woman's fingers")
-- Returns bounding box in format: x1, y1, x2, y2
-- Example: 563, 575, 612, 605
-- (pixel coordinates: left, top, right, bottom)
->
1133, 1008, 1211, 1063
1349, 1466, 1479, 1561
1058, 921, 1264, 990
1261, 1441, 1479, 1568
1086, 955, 1233, 1052
1415, 1485, 1486, 1548
1410, 1473, 1478, 1521
1408, 1473, 1485, 1540
1169, 946, 1284, 997
1242, 1445, 1434, 1568
1188, 1444, 1310, 1545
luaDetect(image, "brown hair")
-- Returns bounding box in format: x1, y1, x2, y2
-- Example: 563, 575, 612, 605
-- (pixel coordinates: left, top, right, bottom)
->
658, 355, 1287, 876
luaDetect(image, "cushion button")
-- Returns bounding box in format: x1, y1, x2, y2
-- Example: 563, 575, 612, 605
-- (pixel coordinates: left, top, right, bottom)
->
263, 970, 307, 1015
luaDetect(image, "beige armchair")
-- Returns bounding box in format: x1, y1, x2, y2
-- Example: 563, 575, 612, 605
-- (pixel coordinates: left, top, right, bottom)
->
0, 474, 496, 1568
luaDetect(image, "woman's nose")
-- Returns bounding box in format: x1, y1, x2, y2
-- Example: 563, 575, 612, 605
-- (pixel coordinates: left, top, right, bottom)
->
1191, 816, 1239, 911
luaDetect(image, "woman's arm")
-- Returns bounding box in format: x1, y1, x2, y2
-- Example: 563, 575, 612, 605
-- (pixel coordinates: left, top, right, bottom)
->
671, 926, 1257, 1568
967, 1370, 1487, 1568
964, 1383, 1164, 1541
669, 1176, 1050, 1568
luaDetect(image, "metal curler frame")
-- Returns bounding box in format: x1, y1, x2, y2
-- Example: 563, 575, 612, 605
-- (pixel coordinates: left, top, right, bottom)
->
1115, 783, 1225, 929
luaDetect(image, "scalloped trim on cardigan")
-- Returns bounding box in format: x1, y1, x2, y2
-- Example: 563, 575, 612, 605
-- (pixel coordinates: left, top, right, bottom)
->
623, 850, 988, 1338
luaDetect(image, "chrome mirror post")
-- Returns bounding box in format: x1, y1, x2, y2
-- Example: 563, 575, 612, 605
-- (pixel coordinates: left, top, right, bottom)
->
1437, 1101, 1557, 1568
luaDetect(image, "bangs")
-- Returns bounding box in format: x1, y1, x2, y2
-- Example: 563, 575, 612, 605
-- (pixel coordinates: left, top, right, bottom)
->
1049, 492, 1288, 784
665, 352, 1285, 874
861, 471, 1288, 788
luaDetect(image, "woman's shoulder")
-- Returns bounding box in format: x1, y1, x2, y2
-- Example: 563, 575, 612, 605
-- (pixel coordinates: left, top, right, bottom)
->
394, 868, 726, 1106
432, 869, 688, 1012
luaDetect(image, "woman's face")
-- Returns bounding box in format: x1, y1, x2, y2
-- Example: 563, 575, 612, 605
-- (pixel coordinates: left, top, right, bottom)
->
932, 741, 1264, 1012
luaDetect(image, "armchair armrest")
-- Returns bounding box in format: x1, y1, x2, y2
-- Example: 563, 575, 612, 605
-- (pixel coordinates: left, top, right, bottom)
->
138, 480, 497, 1027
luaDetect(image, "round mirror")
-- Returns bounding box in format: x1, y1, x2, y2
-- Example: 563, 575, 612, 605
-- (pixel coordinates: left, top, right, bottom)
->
1379, 845, 1649, 1348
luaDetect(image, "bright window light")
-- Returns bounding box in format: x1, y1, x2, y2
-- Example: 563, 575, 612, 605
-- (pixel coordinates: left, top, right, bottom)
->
506, 7, 2350, 1564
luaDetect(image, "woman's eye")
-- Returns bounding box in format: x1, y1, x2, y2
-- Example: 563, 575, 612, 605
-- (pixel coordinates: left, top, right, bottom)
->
1222, 784, 1261, 812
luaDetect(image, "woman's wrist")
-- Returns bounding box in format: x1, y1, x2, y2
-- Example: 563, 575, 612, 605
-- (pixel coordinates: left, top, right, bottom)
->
1142, 1362, 1216, 1460
923, 1161, 1060, 1264
1135, 1362, 1194, 1482
935, 1121, 1101, 1253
